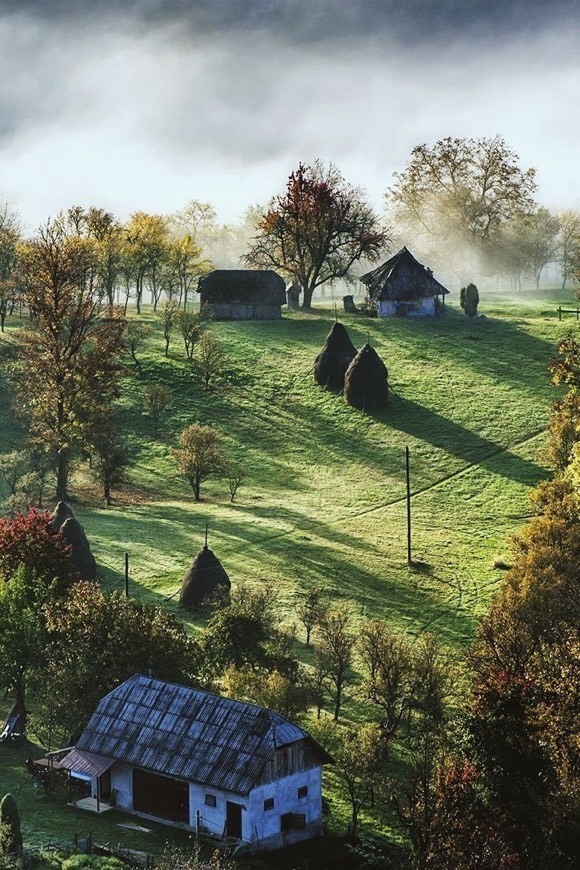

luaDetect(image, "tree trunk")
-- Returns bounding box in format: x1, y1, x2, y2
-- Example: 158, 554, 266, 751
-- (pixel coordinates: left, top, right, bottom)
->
302, 284, 314, 308
14, 678, 27, 731
56, 449, 70, 502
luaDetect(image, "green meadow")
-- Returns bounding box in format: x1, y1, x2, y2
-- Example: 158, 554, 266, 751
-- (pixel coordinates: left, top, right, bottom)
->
0, 291, 574, 649
0, 289, 576, 853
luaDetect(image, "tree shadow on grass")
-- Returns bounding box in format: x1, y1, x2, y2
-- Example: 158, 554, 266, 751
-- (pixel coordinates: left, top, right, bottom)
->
385, 398, 545, 487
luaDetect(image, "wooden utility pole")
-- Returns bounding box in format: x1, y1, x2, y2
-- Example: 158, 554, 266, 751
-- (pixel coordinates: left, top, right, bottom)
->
406, 446, 412, 565
124, 552, 129, 597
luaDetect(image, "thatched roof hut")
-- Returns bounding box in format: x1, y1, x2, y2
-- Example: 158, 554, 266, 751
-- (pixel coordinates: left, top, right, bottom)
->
314, 322, 358, 391
360, 247, 449, 317
50, 501, 97, 581
179, 545, 231, 611
344, 344, 389, 411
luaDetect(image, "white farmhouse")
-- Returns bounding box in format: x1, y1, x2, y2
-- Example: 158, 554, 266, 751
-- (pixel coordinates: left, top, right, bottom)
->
59, 674, 332, 852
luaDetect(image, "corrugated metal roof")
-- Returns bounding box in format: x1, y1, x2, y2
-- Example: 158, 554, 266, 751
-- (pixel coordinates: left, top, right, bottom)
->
76, 675, 321, 795
59, 748, 115, 777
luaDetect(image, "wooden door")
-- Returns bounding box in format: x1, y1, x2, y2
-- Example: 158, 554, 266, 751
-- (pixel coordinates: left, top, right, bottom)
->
226, 801, 242, 839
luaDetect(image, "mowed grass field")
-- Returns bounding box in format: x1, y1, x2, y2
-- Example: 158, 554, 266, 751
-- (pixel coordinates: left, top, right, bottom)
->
0, 290, 573, 650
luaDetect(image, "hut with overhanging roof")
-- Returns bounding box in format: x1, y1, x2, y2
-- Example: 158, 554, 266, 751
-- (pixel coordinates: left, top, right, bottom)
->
360, 246, 449, 317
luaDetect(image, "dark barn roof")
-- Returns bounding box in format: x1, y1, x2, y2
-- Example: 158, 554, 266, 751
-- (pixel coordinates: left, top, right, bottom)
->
76, 675, 330, 794
360, 247, 449, 301
198, 270, 287, 305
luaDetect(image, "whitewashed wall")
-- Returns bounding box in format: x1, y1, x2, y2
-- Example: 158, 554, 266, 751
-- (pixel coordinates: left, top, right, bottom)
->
111, 763, 133, 809
379, 297, 436, 317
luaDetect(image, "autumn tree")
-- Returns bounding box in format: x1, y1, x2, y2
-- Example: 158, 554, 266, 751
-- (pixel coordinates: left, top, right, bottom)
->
0, 201, 21, 332
296, 585, 329, 646
174, 424, 223, 501
89, 418, 129, 505
123, 212, 170, 313
158, 299, 179, 356
334, 723, 387, 834
318, 608, 356, 720
359, 621, 414, 738
15, 217, 126, 500
195, 332, 225, 390
557, 210, 580, 290
125, 321, 151, 375
143, 382, 172, 436
0, 507, 71, 587
246, 161, 388, 308
36, 581, 201, 741
178, 309, 205, 359
388, 136, 537, 275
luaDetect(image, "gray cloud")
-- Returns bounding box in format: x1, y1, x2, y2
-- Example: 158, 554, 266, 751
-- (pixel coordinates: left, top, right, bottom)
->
0, 1, 577, 229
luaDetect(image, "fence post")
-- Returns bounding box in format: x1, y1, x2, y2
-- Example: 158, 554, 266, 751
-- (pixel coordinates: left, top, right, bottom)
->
558, 306, 562, 321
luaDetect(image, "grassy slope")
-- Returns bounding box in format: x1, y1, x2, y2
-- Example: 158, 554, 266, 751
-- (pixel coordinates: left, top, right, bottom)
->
0, 294, 571, 646
83, 297, 566, 647
0, 290, 574, 851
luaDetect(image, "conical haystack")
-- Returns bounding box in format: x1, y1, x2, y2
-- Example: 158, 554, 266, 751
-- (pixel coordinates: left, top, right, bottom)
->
344, 343, 389, 411
179, 545, 231, 611
50, 501, 97, 581
49, 501, 74, 533
314, 322, 358, 391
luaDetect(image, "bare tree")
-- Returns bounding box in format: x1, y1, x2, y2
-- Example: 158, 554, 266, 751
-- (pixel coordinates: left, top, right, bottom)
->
143, 383, 172, 436
225, 463, 245, 503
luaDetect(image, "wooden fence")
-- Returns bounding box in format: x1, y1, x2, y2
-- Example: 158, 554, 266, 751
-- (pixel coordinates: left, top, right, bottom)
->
557, 306, 580, 321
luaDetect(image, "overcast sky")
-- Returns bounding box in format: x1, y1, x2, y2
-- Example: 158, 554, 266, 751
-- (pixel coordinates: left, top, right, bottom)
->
0, 0, 578, 232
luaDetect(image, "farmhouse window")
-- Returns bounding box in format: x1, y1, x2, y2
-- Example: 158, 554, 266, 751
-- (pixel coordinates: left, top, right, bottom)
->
204, 794, 217, 807
298, 785, 308, 799
263, 798, 274, 811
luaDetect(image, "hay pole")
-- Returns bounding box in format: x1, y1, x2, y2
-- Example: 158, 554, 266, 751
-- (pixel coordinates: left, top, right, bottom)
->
406, 446, 412, 566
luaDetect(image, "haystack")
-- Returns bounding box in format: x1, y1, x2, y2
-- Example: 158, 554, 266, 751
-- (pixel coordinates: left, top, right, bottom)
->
49, 500, 74, 532
344, 343, 389, 411
314, 322, 358, 391
179, 545, 231, 611
50, 501, 97, 581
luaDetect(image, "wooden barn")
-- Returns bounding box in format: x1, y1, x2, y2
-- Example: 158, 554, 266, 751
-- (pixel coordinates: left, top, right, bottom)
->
197, 270, 287, 320
360, 247, 449, 317
59, 675, 331, 851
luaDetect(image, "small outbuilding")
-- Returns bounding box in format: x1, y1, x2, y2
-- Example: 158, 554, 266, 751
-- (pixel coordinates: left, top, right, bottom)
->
313, 322, 357, 391
360, 247, 449, 317
344, 344, 389, 411
198, 270, 287, 320
59, 674, 332, 852
179, 545, 231, 611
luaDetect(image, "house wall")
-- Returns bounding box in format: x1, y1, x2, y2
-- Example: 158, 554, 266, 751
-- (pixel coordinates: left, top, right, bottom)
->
202, 303, 282, 321
379, 297, 436, 317
108, 762, 323, 847
111, 762, 133, 808
247, 766, 323, 844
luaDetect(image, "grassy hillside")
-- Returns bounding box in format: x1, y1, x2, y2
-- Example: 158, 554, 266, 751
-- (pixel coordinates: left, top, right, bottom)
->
1, 293, 571, 649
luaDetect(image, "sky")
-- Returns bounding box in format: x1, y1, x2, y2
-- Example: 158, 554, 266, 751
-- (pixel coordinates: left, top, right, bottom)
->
0, 0, 578, 233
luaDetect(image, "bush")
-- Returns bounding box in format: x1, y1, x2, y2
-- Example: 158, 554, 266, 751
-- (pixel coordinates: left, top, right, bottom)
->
460, 283, 479, 318
0, 793, 22, 857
